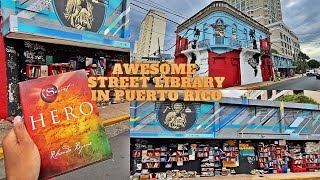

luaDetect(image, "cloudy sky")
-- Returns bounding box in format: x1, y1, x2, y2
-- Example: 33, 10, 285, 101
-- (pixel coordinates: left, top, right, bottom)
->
130, 0, 320, 60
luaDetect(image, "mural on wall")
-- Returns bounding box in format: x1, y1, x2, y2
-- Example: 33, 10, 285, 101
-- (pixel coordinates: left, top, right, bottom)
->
131, 99, 320, 139
5, 41, 21, 116
157, 102, 196, 131
53, 0, 108, 32
248, 53, 260, 76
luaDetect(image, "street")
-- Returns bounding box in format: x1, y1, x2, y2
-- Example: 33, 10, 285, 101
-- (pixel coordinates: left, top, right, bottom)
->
57, 130, 130, 180
258, 76, 320, 90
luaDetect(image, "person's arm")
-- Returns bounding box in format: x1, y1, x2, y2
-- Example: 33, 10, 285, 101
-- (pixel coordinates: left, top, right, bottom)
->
3, 116, 40, 180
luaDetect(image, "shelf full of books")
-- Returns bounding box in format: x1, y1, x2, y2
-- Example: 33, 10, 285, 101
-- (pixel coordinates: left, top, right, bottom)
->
26, 63, 71, 79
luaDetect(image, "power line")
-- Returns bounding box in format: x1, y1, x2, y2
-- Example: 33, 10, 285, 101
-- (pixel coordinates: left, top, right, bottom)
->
131, 3, 181, 25
133, 0, 188, 20
145, 0, 189, 18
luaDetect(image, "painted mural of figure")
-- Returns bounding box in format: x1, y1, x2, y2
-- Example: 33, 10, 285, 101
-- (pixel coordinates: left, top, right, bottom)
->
164, 103, 187, 130
64, 0, 94, 30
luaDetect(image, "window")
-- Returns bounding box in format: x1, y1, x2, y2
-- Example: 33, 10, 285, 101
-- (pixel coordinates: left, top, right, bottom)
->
244, 28, 248, 43
214, 19, 225, 45
232, 24, 237, 40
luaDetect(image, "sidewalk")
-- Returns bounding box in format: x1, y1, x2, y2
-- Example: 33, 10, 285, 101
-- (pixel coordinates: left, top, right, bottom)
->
228, 75, 303, 90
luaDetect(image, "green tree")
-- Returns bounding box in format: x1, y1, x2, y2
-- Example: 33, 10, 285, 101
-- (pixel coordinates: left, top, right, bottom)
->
271, 49, 279, 54
276, 94, 319, 104
307, 59, 320, 69
294, 51, 310, 73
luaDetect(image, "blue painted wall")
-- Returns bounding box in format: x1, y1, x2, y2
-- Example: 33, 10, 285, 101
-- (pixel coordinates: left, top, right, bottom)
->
272, 54, 296, 69
130, 99, 320, 140
178, 12, 269, 54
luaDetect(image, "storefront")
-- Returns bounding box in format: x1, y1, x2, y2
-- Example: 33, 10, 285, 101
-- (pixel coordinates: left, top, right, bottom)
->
0, 0, 130, 118
130, 98, 320, 179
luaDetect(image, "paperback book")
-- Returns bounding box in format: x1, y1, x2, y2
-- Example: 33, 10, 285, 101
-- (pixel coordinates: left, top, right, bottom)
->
19, 70, 112, 179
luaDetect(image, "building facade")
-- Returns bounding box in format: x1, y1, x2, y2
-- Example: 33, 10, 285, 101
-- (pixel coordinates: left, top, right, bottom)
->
174, 1, 273, 88
272, 53, 296, 77
0, 0, 130, 118
224, 0, 301, 61
133, 10, 166, 62
267, 21, 300, 59
223, 0, 282, 26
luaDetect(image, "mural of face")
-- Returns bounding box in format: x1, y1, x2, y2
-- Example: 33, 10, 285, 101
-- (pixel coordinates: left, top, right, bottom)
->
53, 0, 107, 32
248, 53, 260, 77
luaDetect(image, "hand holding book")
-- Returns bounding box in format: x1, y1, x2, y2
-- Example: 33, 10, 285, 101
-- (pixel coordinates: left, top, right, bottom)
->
3, 116, 41, 180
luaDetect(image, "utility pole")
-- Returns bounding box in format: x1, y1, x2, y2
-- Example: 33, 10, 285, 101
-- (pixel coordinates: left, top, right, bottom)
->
158, 38, 163, 63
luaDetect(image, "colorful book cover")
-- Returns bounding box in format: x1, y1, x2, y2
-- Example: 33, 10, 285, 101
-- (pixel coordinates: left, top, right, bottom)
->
19, 70, 112, 179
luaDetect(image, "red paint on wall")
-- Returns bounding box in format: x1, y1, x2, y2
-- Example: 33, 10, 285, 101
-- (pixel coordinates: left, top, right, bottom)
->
261, 55, 274, 81
208, 50, 241, 88
174, 35, 189, 77
0, 26, 8, 118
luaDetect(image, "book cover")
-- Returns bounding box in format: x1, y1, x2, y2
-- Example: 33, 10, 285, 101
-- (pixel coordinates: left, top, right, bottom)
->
19, 70, 112, 179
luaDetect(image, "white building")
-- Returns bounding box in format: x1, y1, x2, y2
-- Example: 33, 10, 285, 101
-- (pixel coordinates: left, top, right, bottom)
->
134, 10, 167, 63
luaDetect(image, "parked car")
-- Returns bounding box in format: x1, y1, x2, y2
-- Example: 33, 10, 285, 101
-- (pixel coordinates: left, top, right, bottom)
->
316, 73, 320, 79
306, 70, 315, 76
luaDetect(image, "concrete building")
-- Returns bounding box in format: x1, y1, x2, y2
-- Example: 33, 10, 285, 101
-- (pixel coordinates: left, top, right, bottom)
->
174, 1, 273, 88
223, 0, 282, 26
267, 21, 301, 59
134, 10, 167, 62
223, 0, 301, 73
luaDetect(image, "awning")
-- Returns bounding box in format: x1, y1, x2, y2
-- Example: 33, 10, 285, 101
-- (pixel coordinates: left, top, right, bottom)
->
3, 15, 130, 53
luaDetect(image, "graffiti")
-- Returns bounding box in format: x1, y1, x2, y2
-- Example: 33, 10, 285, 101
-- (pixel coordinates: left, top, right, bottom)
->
24, 51, 45, 63
6, 46, 17, 73
247, 156, 256, 165
248, 53, 260, 76
23, 41, 46, 64
78, 56, 86, 63
6, 46, 16, 54
24, 41, 46, 51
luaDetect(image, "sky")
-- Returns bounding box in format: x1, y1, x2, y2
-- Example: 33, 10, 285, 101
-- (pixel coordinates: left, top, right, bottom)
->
130, 0, 320, 60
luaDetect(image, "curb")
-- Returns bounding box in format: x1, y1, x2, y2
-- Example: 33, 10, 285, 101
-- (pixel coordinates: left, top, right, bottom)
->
253, 175, 320, 180
101, 114, 130, 127
0, 148, 2, 160
239, 76, 303, 90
